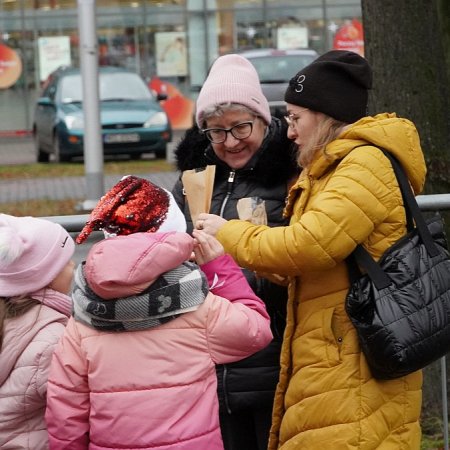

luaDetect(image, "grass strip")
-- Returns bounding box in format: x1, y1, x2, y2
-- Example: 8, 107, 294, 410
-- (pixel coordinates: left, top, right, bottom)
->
0, 159, 175, 180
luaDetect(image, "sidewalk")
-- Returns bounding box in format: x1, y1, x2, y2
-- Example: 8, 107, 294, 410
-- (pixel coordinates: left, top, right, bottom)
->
0, 135, 180, 204
0, 172, 180, 203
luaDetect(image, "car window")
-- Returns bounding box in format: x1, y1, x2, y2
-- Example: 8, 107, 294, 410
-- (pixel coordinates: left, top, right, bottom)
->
42, 79, 58, 100
248, 55, 316, 83
59, 74, 83, 103
58, 72, 153, 103
99, 73, 152, 101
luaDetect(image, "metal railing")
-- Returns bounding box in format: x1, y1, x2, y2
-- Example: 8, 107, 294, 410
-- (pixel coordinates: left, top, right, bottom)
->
43, 192, 450, 449
415, 193, 450, 450
44, 193, 450, 230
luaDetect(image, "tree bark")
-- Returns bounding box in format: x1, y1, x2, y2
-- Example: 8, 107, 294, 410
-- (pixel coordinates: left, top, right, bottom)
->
361, 0, 450, 193
362, 3, 450, 441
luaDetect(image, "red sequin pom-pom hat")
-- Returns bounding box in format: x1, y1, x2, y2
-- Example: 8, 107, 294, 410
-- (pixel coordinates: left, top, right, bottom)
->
76, 175, 186, 244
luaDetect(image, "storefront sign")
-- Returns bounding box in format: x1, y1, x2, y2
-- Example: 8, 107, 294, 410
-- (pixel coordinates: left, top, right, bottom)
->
155, 32, 188, 77
277, 27, 308, 50
0, 44, 22, 89
38, 36, 71, 82
149, 76, 194, 130
333, 19, 364, 56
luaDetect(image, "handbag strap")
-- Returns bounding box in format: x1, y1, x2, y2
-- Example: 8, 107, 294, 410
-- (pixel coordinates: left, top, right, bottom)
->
377, 149, 439, 257
347, 148, 439, 290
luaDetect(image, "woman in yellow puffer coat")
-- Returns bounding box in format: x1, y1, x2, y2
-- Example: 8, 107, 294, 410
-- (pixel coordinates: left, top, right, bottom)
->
195, 50, 426, 449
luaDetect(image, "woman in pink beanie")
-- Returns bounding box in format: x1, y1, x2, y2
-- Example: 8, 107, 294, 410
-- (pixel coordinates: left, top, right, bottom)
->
0, 213, 75, 450
45, 177, 273, 450
172, 53, 299, 450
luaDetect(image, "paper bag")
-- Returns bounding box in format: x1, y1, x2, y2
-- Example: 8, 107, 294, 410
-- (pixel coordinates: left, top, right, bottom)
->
181, 165, 216, 224
237, 197, 267, 225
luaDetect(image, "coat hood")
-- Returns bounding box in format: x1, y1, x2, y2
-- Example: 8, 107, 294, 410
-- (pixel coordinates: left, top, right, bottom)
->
173, 117, 299, 187
84, 231, 194, 299
311, 113, 426, 195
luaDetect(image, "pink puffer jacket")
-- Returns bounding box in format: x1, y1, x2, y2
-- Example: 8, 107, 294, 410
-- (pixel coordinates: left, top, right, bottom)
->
0, 304, 68, 450
46, 233, 272, 450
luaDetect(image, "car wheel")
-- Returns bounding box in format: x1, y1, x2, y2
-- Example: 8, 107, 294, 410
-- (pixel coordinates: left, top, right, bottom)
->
34, 131, 50, 163
129, 153, 142, 160
53, 133, 71, 163
53, 133, 62, 163
154, 146, 167, 159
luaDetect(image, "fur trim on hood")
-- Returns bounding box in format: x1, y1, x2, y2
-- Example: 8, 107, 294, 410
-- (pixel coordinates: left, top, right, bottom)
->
173, 117, 299, 187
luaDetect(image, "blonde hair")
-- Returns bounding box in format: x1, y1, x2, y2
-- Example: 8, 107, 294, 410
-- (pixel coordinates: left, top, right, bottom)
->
298, 113, 347, 168
0, 296, 40, 351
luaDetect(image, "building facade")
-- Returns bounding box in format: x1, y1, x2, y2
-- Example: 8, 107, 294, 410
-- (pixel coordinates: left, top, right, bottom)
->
0, 0, 361, 133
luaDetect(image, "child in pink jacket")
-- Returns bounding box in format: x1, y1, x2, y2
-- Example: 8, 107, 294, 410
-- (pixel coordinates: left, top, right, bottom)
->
45, 176, 273, 450
0, 214, 75, 450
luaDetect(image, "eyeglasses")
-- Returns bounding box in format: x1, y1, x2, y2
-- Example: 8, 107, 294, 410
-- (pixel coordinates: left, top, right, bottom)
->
284, 108, 309, 129
284, 114, 298, 129
201, 121, 254, 144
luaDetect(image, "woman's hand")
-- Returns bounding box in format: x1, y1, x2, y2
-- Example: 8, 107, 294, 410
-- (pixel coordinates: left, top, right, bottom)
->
192, 229, 224, 265
195, 213, 227, 236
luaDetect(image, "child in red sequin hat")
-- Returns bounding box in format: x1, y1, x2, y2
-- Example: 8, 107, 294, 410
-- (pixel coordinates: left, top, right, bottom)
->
46, 176, 272, 450
76, 175, 187, 244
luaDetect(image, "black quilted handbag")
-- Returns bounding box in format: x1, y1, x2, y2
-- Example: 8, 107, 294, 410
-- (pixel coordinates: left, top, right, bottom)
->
345, 149, 450, 380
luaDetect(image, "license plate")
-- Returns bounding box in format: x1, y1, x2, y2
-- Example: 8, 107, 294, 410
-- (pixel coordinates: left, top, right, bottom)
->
104, 133, 140, 143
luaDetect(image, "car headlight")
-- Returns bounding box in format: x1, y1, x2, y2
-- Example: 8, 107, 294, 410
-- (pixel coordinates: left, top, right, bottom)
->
144, 112, 168, 128
65, 115, 84, 130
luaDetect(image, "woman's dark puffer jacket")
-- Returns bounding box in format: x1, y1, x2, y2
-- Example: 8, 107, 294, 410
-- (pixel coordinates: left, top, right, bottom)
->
171, 117, 299, 413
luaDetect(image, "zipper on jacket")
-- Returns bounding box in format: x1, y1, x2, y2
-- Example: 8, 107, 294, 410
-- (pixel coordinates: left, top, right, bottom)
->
222, 364, 232, 414
218, 170, 238, 415
219, 170, 236, 217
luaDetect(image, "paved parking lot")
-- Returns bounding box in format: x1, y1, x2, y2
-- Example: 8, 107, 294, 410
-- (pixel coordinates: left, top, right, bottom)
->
0, 136, 37, 165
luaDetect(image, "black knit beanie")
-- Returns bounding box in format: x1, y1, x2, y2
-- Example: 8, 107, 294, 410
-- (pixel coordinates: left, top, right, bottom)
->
284, 50, 372, 123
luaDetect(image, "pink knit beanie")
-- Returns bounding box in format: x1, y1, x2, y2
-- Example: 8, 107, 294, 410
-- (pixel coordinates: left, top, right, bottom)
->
195, 54, 271, 127
0, 214, 75, 297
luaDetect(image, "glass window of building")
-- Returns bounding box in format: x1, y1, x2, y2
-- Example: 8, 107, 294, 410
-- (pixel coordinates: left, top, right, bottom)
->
0, 0, 361, 133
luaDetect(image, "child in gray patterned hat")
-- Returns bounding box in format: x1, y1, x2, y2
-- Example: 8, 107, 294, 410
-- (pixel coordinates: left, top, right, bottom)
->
45, 227, 272, 450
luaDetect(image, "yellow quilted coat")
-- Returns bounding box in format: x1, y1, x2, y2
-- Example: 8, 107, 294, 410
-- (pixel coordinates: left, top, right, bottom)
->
216, 113, 426, 449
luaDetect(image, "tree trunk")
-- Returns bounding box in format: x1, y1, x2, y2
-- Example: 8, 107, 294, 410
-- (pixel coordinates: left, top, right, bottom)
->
362, 3, 450, 444
361, 0, 450, 194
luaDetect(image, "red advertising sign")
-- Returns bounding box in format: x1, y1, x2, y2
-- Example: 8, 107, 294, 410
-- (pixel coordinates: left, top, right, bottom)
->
149, 76, 194, 130
0, 43, 22, 89
333, 19, 364, 56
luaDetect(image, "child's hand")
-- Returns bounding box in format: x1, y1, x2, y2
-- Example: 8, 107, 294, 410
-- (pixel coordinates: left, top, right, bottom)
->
192, 229, 224, 265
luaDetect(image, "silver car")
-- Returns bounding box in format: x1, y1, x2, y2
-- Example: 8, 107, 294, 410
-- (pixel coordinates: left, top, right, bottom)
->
239, 48, 318, 119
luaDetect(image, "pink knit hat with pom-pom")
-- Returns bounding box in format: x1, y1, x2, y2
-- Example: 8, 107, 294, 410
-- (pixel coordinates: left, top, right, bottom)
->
0, 214, 75, 297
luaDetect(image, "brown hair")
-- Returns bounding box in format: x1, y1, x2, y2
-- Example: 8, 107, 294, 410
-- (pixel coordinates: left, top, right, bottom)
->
0, 296, 40, 351
298, 112, 346, 168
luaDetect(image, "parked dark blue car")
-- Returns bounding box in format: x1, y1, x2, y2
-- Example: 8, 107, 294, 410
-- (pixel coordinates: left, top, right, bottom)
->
33, 66, 172, 162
